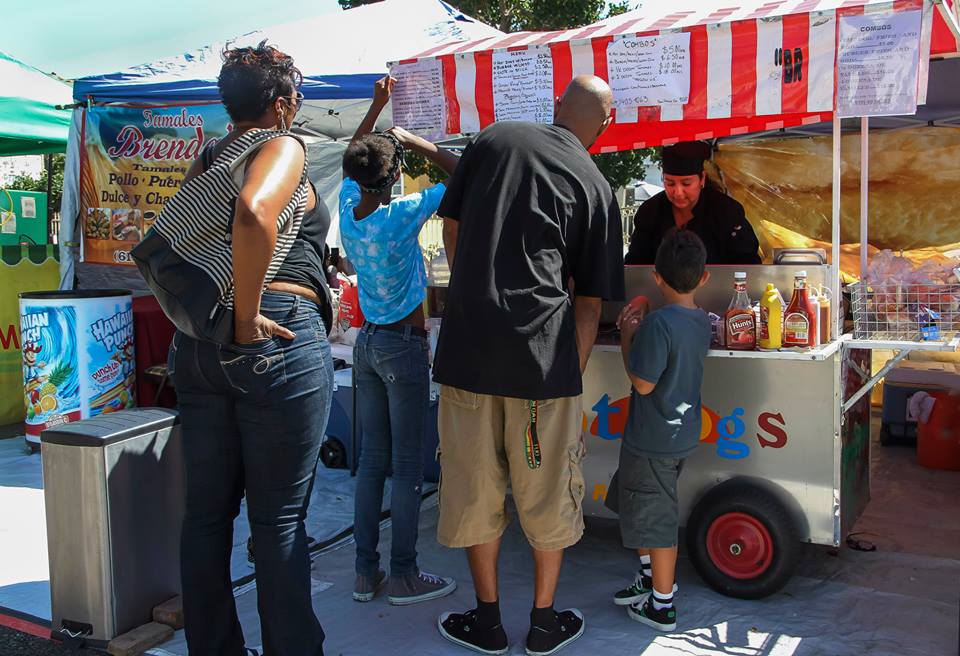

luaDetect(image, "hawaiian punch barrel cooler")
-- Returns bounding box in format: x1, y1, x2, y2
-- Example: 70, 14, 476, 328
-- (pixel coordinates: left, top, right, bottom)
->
19, 290, 135, 449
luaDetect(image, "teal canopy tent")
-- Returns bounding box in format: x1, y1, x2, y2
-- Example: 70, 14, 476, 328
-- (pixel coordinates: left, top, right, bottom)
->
0, 51, 72, 156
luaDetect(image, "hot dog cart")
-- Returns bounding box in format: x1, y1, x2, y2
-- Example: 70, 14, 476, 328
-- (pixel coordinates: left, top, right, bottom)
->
396, 0, 960, 600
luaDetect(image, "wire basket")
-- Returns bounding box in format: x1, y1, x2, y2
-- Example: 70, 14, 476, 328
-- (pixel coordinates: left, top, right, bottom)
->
848, 281, 960, 342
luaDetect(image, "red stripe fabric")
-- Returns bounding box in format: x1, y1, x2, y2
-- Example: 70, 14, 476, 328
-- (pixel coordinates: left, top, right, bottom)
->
607, 18, 644, 35
702, 7, 739, 24
684, 25, 709, 120
893, 0, 924, 10
730, 19, 758, 117
932, 8, 960, 55
780, 12, 810, 114
591, 36, 613, 81
474, 51, 495, 129
743, 1, 787, 20
529, 30, 565, 46
440, 55, 460, 136
591, 111, 831, 152
649, 11, 695, 30
793, 0, 823, 12
549, 41, 574, 100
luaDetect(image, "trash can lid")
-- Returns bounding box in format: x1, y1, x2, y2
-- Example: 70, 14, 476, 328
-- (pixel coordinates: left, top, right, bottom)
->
19, 289, 132, 300
41, 409, 179, 447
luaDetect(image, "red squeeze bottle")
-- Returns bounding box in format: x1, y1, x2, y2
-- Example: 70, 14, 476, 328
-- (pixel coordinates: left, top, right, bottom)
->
783, 271, 818, 349
724, 272, 756, 350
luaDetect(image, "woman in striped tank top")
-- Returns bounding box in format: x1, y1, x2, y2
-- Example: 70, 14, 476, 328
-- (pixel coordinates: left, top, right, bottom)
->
168, 42, 331, 656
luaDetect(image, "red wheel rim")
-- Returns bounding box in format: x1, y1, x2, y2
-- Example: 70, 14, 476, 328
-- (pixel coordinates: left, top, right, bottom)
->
705, 512, 774, 580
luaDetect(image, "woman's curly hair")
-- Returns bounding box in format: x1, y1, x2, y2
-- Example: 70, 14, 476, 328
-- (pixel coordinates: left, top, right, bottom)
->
218, 40, 303, 123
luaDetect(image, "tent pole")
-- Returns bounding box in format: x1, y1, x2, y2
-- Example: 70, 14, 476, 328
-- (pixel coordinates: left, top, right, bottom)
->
859, 117, 869, 282
832, 113, 842, 340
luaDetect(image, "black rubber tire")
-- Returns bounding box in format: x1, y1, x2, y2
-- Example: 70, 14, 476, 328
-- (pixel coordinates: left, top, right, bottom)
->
686, 482, 800, 599
319, 437, 346, 469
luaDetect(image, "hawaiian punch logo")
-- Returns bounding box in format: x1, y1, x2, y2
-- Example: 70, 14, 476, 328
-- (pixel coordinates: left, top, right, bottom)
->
589, 394, 789, 459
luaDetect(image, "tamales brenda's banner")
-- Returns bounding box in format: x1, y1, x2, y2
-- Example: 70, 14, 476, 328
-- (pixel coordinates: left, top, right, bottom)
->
80, 104, 232, 265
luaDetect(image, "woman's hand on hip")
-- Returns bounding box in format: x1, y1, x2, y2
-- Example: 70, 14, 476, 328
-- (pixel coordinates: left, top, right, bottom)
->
235, 314, 296, 344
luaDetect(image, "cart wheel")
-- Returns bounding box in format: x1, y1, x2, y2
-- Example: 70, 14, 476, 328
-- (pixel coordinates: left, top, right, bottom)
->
320, 437, 346, 469
687, 482, 800, 599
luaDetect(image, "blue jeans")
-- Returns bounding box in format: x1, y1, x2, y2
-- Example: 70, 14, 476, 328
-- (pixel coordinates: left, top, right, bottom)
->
353, 323, 430, 577
169, 292, 333, 656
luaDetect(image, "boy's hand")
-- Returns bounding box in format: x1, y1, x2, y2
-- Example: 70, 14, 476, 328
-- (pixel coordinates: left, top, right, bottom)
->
373, 76, 395, 108
618, 304, 645, 344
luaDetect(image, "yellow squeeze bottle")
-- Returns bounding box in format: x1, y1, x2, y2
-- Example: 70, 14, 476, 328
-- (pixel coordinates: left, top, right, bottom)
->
759, 283, 784, 350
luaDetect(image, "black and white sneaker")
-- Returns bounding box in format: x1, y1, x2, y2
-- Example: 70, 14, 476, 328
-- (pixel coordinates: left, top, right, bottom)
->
525, 608, 585, 656
627, 598, 677, 632
613, 573, 679, 606
438, 610, 509, 655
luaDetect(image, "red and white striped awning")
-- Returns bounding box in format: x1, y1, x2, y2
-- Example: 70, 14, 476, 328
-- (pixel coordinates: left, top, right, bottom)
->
396, 0, 960, 151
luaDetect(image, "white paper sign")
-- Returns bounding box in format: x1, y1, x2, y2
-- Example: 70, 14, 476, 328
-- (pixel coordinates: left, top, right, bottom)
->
20, 196, 36, 219
837, 10, 922, 118
607, 32, 691, 108
390, 59, 446, 141
492, 47, 554, 123
0, 211, 15, 235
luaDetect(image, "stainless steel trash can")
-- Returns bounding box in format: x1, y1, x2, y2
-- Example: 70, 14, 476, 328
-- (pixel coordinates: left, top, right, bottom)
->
41, 408, 183, 645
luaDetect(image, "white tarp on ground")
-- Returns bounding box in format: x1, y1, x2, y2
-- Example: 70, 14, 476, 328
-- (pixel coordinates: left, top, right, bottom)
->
1, 433, 957, 655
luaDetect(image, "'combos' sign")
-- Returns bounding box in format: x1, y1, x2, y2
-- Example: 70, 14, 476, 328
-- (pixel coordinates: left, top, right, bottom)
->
80, 104, 232, 266
589, 394, 789, 459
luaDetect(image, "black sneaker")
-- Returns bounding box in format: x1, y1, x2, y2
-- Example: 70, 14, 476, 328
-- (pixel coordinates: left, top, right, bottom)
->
627, 597, 677, 632
437, 609, 509, 655
613, 574, 679, 606
525, 608, 585, 656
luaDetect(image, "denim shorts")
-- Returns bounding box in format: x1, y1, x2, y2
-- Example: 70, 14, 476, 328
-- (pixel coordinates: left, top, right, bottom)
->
616, 448, 686, 549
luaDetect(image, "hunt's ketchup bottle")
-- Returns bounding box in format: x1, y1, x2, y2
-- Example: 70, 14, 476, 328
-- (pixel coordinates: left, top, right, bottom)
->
783, 271, 819, 349
724, 271, 756, 350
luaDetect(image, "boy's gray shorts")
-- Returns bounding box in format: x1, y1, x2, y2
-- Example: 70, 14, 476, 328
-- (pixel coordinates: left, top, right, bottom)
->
614, 448, 685, 549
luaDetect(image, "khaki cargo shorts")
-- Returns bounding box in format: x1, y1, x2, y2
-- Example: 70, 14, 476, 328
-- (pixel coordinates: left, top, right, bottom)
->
437, 385, 586, 552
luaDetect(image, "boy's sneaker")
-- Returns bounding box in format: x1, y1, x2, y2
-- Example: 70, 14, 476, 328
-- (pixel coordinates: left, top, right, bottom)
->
525, 608, 585, 656
387, 570, 456, 606
627, 597, 677, 632
437, 609, 509, 655
352, 569, 386, 602
613, 573, 679, 606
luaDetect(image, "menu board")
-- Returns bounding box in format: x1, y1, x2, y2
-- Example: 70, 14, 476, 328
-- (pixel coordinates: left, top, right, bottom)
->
837, 10, 922, 118
606, 33, 691, 108
390, 59, 446, 141
492, 46, 555, 123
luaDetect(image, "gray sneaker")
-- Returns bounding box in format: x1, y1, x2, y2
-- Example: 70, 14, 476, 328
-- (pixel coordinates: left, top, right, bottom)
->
353, 569, 386, 602
387, 570, 457, 606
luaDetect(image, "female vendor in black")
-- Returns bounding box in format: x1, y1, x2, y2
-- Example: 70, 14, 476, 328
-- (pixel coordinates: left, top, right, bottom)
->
625, 141, 761, 265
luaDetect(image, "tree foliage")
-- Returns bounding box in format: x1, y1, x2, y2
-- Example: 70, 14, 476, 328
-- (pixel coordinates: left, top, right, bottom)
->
341, 0, 656, 190
5, 154, 64, 211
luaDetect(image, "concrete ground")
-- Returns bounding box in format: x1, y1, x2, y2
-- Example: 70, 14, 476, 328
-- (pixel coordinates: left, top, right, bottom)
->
0, 414, 957, 654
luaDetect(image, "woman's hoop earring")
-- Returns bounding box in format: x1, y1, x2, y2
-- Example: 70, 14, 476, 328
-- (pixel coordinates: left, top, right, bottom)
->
278, 111, 288, 132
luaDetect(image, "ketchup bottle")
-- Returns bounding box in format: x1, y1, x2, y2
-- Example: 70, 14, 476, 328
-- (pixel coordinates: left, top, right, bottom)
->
783, 271, 819, 348
724, 271, 756, 350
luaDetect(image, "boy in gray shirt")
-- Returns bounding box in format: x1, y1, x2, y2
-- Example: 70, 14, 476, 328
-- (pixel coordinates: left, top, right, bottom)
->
611, 229, 711, 631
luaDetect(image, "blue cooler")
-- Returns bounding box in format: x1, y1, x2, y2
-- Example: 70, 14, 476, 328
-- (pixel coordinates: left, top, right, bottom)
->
880, 361, 960, 445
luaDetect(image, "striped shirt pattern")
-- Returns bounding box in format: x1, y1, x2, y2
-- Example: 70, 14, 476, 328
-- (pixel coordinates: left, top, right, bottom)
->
151, 129, 308, 310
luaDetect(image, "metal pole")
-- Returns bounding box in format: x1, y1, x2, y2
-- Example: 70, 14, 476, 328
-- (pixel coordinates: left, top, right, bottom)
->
832, 114, 842, 339
45, 153, 53, 245
859, 117, 869, 282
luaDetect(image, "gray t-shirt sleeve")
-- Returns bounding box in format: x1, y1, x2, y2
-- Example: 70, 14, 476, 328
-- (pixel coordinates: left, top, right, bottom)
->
629, 314, 671, 384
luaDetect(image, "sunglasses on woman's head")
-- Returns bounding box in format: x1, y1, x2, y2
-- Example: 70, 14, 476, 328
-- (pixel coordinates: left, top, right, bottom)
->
283, 92, 305, 111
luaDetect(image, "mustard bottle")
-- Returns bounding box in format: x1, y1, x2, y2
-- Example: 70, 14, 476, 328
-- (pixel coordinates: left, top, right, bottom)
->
759, 283, 784, 350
